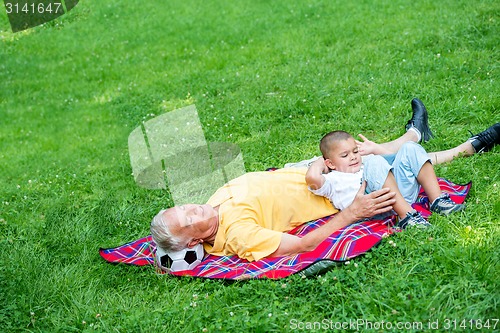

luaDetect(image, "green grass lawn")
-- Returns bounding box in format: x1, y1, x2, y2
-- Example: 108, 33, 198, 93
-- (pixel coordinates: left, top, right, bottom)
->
1, 0, 499, 331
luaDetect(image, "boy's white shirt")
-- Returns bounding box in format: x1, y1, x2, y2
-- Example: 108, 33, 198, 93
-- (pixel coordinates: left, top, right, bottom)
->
286, 155, 373, 210
308, 167, 364, 211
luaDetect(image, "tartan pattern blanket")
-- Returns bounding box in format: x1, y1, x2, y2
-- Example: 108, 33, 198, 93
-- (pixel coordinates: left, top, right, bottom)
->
99, 178, 470, 280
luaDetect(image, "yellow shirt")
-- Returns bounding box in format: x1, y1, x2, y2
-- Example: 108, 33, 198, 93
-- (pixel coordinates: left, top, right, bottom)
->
205, 168, 338, 261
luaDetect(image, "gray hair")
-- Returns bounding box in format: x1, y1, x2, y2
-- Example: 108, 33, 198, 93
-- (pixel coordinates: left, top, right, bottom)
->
150, 209, 186, 252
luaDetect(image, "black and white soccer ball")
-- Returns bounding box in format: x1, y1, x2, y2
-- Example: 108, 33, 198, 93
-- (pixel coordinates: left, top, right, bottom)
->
156, 244, 205, 272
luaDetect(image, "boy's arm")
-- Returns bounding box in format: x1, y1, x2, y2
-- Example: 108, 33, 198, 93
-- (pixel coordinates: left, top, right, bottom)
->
305, 157, 329, 190
356, 134, 392, 155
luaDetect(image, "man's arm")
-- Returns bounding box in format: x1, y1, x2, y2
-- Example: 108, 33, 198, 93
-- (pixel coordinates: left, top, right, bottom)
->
270, 181, 396, 257
305, 157, 329, 190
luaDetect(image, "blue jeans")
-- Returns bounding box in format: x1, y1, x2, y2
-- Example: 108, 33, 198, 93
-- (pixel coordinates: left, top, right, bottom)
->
363, 142, 431, 205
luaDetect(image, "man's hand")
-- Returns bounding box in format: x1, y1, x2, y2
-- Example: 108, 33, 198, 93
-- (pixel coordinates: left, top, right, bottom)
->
346, 181, 396, 220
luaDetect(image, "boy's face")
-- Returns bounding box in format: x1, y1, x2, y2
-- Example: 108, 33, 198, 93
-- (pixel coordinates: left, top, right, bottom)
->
324, 137, 362, 173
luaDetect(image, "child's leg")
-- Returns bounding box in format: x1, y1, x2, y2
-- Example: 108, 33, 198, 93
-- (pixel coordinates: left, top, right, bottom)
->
390, 142, 431, 204
416, 161, 442, 203
364, 154, 431, 228
427, 141, 475, 165
376, 131, 419, 154
383, 172, 415, 219
363, 155, 414, 219
393, 142, 464, 215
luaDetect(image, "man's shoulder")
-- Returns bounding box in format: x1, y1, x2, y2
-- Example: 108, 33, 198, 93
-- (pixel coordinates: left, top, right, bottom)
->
239, 167, 308, 180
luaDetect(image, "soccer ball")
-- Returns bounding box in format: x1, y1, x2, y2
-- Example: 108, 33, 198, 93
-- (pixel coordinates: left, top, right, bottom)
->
156, 244, 205, 272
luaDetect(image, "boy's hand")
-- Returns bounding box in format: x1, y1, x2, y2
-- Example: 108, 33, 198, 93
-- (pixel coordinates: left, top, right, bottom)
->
356, 134, 379, 155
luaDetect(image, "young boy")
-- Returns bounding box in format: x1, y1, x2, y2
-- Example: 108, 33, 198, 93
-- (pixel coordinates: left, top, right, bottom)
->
305, 130, 464, 229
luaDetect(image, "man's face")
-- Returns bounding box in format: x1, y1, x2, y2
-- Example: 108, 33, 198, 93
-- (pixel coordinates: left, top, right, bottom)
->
324, 137, 362, 173
164, 204, 218, 246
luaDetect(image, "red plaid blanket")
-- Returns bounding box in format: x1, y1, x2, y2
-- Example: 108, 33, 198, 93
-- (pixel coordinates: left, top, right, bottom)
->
99, 178, 470, 279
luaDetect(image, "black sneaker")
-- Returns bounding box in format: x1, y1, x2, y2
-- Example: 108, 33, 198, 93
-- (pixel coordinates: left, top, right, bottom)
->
397, 211, 431, 229
468, 123, 500, 153
430, 193, 465, 216
405, 98, 434, 143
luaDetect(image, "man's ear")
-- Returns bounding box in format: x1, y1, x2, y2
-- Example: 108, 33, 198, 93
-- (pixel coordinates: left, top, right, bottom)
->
324, 159, 336, 170
187, 239, 202, 248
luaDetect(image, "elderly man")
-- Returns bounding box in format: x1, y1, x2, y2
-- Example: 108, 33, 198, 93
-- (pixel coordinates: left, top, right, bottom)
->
151, 100, 499, 261
152, 167, 395, 261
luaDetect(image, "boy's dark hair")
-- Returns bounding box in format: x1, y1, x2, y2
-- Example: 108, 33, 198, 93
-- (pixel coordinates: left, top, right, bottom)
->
319, 130, 354, 157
